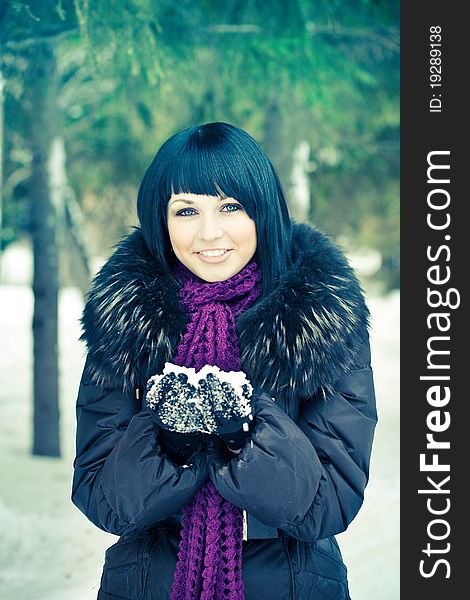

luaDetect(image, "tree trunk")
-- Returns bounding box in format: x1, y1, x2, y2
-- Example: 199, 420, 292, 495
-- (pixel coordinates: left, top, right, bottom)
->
29, 41, 62, 457
63, 190, 92, 297
262, 98, 283, 174
289, 140, 311, 223
263, 98, 310, 222
0, 69, 4, 278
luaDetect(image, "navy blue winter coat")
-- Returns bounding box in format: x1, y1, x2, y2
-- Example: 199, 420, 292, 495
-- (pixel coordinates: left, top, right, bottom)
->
72, 223, 377, 599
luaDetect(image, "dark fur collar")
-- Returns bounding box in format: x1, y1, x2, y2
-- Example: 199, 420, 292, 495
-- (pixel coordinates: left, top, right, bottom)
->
80, 223, 370, 403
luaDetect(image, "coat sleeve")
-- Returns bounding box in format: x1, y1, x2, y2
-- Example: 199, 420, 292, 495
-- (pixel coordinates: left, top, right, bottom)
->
208, 339, 377, 542
71, 360, 209, 536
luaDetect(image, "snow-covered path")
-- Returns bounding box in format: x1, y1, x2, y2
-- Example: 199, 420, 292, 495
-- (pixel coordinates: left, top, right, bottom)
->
0, 284, 399, 600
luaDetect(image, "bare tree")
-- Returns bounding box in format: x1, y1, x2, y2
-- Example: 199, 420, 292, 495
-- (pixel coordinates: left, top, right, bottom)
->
28, 38, 63, 457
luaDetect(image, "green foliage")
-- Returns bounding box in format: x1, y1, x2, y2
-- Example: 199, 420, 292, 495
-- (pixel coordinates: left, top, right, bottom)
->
1, 0, 399, 288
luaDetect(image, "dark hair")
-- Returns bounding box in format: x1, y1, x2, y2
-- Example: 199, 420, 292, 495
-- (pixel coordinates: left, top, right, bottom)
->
136, 122, 292, 296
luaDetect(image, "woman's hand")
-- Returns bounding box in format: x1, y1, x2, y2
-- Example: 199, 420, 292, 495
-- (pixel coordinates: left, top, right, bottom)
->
145, 372, 206, 463
145, 371, 210, 433
145, 365, 255, 452
199, 373, 254, 451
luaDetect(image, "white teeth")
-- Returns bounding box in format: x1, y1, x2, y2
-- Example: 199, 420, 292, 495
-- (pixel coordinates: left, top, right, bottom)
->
200, 249, 227, 257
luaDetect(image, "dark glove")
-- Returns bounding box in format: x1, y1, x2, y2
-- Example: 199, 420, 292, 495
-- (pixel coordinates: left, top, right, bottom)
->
199, 373, 254, 451
145, 371, 209, 432
213, 414, 253, 451
145, 371, 205, 464
157, 428, 202, 465
145, 365, 255, 454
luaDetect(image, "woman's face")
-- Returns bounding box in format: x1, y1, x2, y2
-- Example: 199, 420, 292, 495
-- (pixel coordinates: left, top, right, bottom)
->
167, 193, 257, 282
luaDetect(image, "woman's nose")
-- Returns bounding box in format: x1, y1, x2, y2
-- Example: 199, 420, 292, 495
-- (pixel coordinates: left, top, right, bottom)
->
197, 215, 224, 241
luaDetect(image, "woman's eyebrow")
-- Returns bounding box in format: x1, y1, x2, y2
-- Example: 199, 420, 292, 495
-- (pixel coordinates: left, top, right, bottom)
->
169, 198, 195, 206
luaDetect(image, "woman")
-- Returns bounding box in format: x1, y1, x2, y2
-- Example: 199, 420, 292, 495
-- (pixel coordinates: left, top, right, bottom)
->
72, 122, 377, 600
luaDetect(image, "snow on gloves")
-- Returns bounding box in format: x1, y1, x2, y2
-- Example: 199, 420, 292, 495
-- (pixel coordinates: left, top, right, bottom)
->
145, 363, 254, 451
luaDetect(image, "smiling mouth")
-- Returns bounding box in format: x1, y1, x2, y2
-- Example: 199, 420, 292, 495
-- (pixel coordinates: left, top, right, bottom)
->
196, 249, 231, 257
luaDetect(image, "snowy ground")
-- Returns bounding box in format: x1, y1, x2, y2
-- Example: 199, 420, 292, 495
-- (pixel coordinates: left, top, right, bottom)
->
338, 290, 400, 599
0, 283, 399, 600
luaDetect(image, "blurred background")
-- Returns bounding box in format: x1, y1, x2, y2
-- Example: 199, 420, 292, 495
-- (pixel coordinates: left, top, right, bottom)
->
0, 1, 399, 599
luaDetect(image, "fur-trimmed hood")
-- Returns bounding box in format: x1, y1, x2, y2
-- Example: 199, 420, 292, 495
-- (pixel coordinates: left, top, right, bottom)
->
80, 223, 370, 405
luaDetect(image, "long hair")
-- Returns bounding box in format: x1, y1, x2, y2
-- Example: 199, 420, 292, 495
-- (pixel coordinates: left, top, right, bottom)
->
136, 122, 292, 297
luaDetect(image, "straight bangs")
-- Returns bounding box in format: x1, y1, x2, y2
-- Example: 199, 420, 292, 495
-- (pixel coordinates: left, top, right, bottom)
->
158, 136, 263, 222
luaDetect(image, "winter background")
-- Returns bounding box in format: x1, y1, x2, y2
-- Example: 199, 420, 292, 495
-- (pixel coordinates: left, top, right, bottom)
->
0, 244, 399, 600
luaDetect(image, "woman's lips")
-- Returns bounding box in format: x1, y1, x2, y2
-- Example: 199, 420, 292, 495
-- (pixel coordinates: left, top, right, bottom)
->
195, 249, 233, 263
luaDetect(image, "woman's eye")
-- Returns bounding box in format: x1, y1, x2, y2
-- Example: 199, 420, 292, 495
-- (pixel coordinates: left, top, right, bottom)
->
221, 203, 243, 212
176, 207, 197, 217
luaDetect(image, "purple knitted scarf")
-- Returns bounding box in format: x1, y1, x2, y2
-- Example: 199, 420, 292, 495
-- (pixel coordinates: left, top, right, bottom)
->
170, 258, 262, 600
